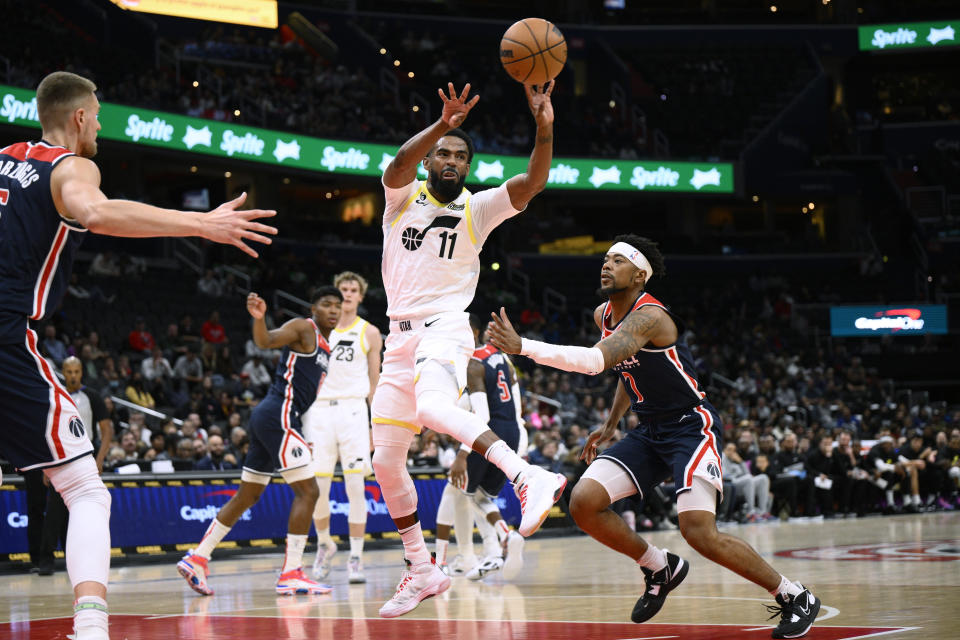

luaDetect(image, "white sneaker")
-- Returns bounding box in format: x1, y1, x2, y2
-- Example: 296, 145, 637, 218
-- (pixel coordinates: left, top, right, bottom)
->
501, 530, 525, 580
466, 554, 504, 581
515, 468, 567, 537
348, 555, 366, 584
448, 554, 479, 576
74, 627, 110, 640
312, 539, 337, 580
378, 559, 451, 618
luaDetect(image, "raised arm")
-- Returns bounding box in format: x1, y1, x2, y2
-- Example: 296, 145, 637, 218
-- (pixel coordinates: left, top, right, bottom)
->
52, 156, 277, 258
383, 82, 479, 189
505, 81, 555, 210
247, 293, 315, 353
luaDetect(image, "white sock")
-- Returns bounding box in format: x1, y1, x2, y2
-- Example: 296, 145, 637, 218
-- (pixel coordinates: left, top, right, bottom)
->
399, 522, 431, 565
886, 490, 895, 505
435, 538, 449, 565
315, 525, 332, 546
485, 440, 529, 484
74, 595, 109, 636
195, 518, 231, 559
349, 535, 364, 558
282, 533, 308, 574
637, 544, 668, 572
770, 575, 803, 598
913, 494, 921, 506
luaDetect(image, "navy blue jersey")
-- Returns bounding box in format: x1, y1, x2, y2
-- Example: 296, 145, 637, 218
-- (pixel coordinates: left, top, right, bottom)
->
267, 319, 331, 415
600, 292, 706, 419
472, 343, 518, 424
0, 141, 86, 343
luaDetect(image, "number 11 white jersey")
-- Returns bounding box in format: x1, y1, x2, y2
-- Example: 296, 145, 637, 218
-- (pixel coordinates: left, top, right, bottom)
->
381, 178, 520, 320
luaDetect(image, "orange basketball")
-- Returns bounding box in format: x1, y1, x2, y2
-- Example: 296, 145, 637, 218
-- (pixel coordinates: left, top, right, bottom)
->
499, 18, 567, 85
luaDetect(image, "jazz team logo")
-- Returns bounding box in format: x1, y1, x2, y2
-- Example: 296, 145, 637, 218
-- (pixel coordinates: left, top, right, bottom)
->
776, 540, 960, 562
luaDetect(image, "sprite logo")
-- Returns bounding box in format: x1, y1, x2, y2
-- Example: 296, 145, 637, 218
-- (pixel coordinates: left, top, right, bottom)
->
125, 114, 174, 142
871, 27, 917, 48
321, 145, 369, 172
630, 166, 679, 190
220, 130, 265, 157
548, 163, 580, 185
1, 93, 38, 123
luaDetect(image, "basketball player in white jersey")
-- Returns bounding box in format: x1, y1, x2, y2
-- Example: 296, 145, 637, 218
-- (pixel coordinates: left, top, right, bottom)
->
303, 271, 382, 584
372, 81, 566, 618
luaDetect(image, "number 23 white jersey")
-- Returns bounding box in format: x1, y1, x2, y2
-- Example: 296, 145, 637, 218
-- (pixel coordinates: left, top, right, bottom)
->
315, 317, 373, 400
381, 178, 520, 320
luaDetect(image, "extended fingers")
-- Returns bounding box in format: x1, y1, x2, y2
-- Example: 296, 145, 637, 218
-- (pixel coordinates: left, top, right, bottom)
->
235, 239, 259, 258
241, 208, 278, 220
459, 83, 471, 101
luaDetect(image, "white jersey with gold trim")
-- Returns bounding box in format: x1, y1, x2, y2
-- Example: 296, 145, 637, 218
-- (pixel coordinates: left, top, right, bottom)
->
314, 316, 373, 400
381, 179, 520, 320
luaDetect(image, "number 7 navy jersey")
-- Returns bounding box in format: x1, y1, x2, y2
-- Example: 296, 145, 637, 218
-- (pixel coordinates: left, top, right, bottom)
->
0, 140, 86, 344
600, 292, 707, 419
472, 343, 518, 424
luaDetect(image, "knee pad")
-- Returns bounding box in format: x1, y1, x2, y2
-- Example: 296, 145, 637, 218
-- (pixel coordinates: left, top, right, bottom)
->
344, 472, 367, 525
46, 455, 111, 514
677, 477, 718, 515
313, 475, 332, 520
372, 436, 418, 518
436, 482, 461, 527
472, 492, 500, 517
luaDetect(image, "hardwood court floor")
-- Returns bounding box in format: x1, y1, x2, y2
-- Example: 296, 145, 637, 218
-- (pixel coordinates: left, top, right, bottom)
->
3, 512, 958, 639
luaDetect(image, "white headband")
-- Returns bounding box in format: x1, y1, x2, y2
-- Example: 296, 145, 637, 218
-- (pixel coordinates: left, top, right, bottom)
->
608, 241, 654, 281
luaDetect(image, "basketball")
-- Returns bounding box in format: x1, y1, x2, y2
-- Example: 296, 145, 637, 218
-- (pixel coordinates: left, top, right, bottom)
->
499, 18, 567, 85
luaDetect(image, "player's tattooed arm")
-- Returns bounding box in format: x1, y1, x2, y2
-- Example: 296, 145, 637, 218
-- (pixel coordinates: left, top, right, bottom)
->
594, 306, 664, 369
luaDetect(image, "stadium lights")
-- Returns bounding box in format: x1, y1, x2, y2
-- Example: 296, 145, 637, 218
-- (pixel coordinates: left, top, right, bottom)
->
491, 262, 501, 271
752, 195, 759, 202
393, 60, 401, 67
609, 100, 616, 108
325, 192, 332, 199
379, 48, 386, 54
282, 177, 290, 184
770, 5, 778, 12
808, 202, 815, 210
408, 71, 415, 78
224, 171, 232, 178
234, 109, 241, 116
412, 105, 420, 112
192, 81, 199, 88
802, 207, 808, 213
190, 166, 197, 173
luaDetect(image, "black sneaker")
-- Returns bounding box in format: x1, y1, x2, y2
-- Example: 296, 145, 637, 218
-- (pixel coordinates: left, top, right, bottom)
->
768, 585, 821, 639
631, 551, 688, 623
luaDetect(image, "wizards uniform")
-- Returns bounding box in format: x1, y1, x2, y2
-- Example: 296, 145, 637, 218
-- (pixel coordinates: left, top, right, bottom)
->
0, 141, 90, 470
466, 344, 521, 496
243, 321, 331, 479
596, 292, 724, 498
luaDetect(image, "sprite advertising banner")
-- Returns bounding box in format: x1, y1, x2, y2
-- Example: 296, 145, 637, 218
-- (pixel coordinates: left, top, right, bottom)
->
858, 20, 960, 51
0, 83, 733, 193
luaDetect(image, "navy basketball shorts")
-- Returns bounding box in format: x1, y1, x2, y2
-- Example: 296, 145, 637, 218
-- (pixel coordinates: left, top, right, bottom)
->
466, 418, 520, 496
0, 331, 93, 470
597, 403, 724, 498
243, 394, 312, 477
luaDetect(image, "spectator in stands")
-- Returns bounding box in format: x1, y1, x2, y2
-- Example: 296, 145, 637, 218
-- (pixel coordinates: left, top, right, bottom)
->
100, 357, 120, 391
89, 251, 121, 277
412, 438, 440, 467
200, 342, 218, 375
125, 371, 155, 410
41, 324, 68, 366
834, 430, 871, 517
227, 425, 248, 461
66, 273, 114, 303
174, 347, 204, 392
193, 438, 207, 462
867, 434, 904, 514
180, 412, 208, 442
194, 434, 238, 470
215, 345, 237, 384
128, 317, 157, 353
757, 433, 797, 518
175, 438, 195, 462
936, 431, 960, 506
201, 310, 228, 344
119, 430, 140, 461
160, 323, 187, 359
143, 432, 170, 462
898, 430, 935, 511
197, 269, 223, 297
723, 441, 772, 522
804, 434, 841, 518
179, 314, 201, 345
141, 347, 174, 401
241, 355, 271, 394
86, 330, 108, 362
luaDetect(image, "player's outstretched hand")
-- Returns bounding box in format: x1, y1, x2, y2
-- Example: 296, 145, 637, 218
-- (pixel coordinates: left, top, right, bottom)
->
202, 192, 277, 258
487, 307, 522, 354
247, 292, 267, 319
438, 82, 480, 128
524, 80, 555, 128
580, 424, 617, 465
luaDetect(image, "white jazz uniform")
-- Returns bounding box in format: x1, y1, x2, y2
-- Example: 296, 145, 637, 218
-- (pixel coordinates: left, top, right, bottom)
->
371, 178, 521, 433
303, 317, 375, 477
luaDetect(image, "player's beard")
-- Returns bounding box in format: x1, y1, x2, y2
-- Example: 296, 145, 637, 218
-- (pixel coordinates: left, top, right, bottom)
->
597, 284, 628, 298
429, 167, 465, 202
